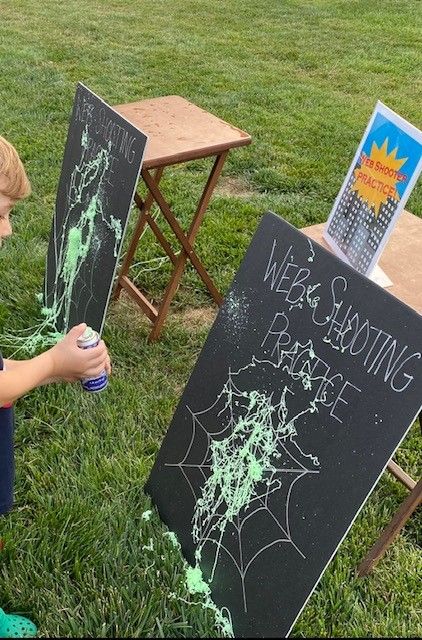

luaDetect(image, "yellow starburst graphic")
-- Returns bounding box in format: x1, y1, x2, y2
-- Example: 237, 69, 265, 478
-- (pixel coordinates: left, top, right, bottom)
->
351, 138, 407, 217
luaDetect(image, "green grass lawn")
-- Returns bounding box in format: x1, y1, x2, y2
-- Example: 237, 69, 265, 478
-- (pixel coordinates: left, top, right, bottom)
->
0, 0, 421, 636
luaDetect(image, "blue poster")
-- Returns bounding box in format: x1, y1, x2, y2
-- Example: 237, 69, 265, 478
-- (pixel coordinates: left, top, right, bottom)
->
324, 102, 422, 276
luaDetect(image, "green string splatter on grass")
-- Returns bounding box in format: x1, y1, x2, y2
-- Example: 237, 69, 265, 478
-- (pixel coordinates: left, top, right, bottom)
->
163, 531, 180, 549
184, 563, 234, 637
165, 532, 234, 637
139, 516, 233, 637
142, 538, 154, 552
186, 565, 211, 596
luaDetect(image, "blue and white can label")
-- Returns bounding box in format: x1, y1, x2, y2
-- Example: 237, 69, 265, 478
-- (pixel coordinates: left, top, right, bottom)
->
77, 327, 108, 393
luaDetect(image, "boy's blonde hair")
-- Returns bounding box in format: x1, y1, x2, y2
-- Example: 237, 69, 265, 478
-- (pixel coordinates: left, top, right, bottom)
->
0, 135, 31, 200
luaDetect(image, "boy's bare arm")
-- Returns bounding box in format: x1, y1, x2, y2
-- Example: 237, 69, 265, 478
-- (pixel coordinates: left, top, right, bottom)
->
1, 324, 111, 405
3, 356, 62, 386
0, 351, 56, 405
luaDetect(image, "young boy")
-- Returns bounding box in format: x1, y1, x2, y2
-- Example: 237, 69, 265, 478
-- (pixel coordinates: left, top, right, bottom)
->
0, 135, 111, 635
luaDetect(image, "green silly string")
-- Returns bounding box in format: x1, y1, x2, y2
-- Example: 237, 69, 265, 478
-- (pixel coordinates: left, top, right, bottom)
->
184, 564, 234, 637
1, 126, 122, 356
139, 513, 233, 637
193, 389, 287, 564
180, 334, 327, 623
163, 531, 180, 549
185, 565, 211, 596
191, 387, 295, 585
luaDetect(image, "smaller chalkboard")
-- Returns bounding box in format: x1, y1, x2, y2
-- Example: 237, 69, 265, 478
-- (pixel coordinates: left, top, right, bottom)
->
44, 83, 148, 335
146, 212, 422, 638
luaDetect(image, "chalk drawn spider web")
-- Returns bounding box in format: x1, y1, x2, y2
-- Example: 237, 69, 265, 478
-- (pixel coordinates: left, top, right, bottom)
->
166, 352, 321, 613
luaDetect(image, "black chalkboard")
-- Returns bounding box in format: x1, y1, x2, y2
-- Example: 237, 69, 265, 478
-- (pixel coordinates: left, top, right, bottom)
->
44, 83, 148, 335
146, 212, 422, 638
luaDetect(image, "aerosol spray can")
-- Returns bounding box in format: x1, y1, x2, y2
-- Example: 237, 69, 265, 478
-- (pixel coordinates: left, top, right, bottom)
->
77, 326, 108, 392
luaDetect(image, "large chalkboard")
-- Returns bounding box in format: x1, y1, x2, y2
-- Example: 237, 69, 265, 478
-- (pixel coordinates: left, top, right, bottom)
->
44, 83, 148, 335
146, 212, 422, 638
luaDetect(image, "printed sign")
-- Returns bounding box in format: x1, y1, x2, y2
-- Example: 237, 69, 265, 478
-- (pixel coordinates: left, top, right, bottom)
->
324, 102, 422, 275
146, 213, 422, 638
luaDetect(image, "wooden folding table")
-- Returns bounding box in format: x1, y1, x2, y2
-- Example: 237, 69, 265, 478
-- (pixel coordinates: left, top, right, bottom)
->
302, 210, 422, 575
113, 95, 251, 341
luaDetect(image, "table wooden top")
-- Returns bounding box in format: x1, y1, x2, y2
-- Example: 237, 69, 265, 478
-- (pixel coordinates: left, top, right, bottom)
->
302, 210, 422, 314
113, 95, 251, 169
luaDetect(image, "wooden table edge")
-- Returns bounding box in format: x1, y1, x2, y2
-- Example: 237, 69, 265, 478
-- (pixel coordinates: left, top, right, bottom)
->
142, 136, 252, 170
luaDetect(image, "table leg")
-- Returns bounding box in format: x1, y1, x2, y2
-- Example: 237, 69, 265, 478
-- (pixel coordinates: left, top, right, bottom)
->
357, 478, 422, 576
387, 459, 416, 491
114, 168, 164, 300
146, 153, 227, 341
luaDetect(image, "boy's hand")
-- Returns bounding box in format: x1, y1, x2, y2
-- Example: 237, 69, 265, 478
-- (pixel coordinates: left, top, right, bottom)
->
47, 323, 111, 383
